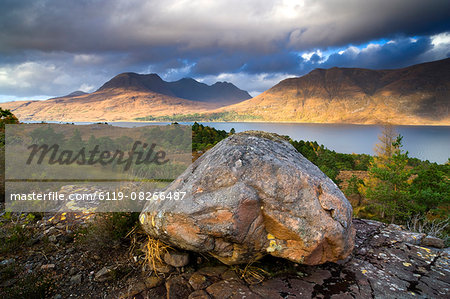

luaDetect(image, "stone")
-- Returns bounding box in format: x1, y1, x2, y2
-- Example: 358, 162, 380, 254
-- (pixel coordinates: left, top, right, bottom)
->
148, 261, 173, 274
303, 269, 332, 285
189, 273, 210, 290
41, 264, 56, 270
144, 276, 164, 288
188, 290, 211, 299
0, 259, 15, 266
164, 251, 190, 267
94, 266, 114, 282
206, 279, 260, 299
221, 269, 240, 281
165, 276, 193, 299
127, 282, 147, 297
421, 235, 445, 248
141, 131, 354, 265
250, 278, 314, 298
48, 235, 57, 243
70, 274, 82, 285
395, 231, 425, 245
143, 285, 166, 299
387, 223, 403, 231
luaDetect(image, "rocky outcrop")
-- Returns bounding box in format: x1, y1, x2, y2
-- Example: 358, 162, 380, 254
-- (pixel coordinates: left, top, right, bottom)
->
1, 202, 448, 298
130, 219, 449, 299
140, 131, 354, 265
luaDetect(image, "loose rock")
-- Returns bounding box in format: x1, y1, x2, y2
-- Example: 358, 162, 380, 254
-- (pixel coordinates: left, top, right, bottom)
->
70, 274, 82, 285
189, 273, 210, 290
41, 264, 56, 270
421, 235, 445, 248
141, 131, 354, 265
164, 251, 190, 267
144, 276, 164, 289
94, 266, 114, 282
188, 290, 211, 299
165, 276, 193, 299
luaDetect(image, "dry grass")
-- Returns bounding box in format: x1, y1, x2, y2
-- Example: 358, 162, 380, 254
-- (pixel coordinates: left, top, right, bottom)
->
231, 262, 269, 284
143, 236, 173, 275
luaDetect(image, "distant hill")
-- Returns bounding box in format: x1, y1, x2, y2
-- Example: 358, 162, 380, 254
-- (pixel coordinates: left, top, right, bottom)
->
0, 73, 251, 122
49, 90, 89, 99
217, 58, 450, 125
64, 91, 89, 97
98, 73, 251, 105
0, 89, 220, 122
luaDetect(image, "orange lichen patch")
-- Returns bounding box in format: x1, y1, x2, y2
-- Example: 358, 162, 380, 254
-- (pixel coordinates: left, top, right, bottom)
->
270, 239, 309, 264
198, 209, 233, 225
262, 212, 301, 241
194, 187, 204, 194
165, 218, 201, 248
403, 262, 412, 267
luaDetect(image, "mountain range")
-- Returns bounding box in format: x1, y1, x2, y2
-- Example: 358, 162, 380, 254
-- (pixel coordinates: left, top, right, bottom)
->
0, 75, 250, 122
218, 58, 450, 125
1, 59, 449, 125
98, 73, 251, 104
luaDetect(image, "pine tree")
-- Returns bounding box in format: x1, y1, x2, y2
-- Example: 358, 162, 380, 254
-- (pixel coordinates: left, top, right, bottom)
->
374, 123, 396, 164
363, 129, 412, 223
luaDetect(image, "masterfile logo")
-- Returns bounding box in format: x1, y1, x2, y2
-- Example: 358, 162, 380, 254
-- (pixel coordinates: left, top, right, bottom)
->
4, 123, 192, 212
26, 141, 169, 171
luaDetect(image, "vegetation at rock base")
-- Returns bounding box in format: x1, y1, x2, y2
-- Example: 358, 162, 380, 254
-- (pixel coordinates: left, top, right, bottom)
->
75, 212, 140, 251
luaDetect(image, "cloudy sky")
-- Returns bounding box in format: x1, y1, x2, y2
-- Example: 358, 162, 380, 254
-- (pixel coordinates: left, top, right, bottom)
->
0, 0, 449, 102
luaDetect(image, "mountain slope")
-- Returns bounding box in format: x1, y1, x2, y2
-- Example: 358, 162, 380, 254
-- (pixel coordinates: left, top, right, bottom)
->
98, 73, 251, 104
0, 73, 251, 122
0, 88, 220, 122
217, 58, 450, 125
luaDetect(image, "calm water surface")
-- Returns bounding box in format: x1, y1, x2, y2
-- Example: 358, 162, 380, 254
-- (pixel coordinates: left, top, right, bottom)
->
37, 121, 450, 164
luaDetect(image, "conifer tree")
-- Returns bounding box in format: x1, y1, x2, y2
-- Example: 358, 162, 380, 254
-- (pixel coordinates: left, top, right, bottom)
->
363, 126, 412, 222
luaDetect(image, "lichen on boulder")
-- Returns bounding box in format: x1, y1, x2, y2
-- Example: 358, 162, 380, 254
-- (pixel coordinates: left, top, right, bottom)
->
140, 131, 355, 265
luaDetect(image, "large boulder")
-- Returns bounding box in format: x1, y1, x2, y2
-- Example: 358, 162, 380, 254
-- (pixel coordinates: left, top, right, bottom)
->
140, 131, 354, 265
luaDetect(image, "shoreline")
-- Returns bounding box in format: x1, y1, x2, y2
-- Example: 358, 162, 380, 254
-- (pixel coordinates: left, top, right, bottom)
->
21, 119, 450, 127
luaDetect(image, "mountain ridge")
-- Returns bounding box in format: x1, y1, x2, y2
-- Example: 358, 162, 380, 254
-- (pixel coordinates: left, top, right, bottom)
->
0, 73, 252, 122
97, 72, 251, 104
216, 58, 450, 125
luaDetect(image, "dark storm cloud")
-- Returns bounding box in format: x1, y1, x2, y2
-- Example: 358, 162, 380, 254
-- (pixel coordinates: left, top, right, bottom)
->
322, 37, 434, 70
0, 0, 449, 98
1, 0, 449, 54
